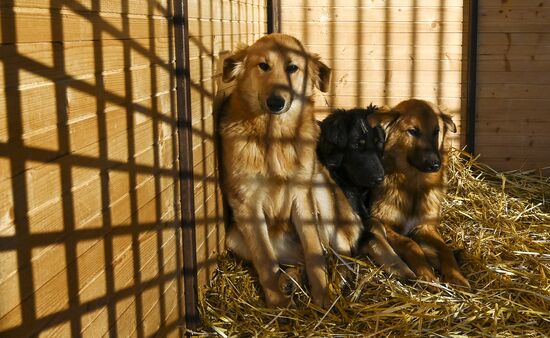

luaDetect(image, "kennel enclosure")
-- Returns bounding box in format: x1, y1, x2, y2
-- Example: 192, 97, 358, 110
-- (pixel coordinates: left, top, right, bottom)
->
1, 0, 549, 336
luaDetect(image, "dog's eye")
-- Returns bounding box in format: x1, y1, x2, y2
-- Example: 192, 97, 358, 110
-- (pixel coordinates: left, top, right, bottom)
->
408, 128, 420, 137
286, 64, 299, 74
259, 62, 270, 71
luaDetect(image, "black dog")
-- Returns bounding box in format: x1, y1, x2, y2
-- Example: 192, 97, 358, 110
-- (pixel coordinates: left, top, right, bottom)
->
317, 104, 385, 221
317, 106, 417, 278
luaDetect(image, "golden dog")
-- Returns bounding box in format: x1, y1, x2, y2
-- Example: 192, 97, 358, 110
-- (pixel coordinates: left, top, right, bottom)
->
219, 34, 408, 308
369, 99, 470, 288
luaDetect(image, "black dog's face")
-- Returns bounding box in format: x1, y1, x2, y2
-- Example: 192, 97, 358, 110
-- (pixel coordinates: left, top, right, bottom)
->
318, 108, 385, 188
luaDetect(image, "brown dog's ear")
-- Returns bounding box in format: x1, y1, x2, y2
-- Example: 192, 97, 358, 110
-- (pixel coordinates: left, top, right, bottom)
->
368, 110, 401, 130
310, 54, 331, 92
440, 113, 457, 133
222, 46, 248, 83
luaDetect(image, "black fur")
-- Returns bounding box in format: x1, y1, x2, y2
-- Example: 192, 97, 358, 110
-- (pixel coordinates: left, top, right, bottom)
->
317, 104, 385, 242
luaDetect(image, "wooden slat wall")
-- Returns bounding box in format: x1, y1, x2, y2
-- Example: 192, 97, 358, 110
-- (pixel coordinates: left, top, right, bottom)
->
187, 0, 267, 291
0, 1, 184, 337
475, 0, 550, 171
279, 0, 466, 145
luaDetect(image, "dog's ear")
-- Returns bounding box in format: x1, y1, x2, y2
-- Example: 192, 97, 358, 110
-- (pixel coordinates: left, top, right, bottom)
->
440, 113, 457, 133
318, 112, 348, 167
310, 54, 331, 92
367, 110, 400, 131
222, 46, 248, 83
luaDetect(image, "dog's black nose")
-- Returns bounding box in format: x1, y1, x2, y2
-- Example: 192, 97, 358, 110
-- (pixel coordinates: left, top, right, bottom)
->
374, 176, 384, 185
266, 95, 285, 113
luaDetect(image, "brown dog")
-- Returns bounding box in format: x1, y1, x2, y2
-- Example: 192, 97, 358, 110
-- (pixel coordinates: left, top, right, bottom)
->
220, 33, 358, 308
219, 34, 409, 308
369, 99, 470, 288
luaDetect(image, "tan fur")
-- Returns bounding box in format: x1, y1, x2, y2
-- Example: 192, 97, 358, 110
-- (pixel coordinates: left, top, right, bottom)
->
220, 34, 363, 308
370, 99, 470, 288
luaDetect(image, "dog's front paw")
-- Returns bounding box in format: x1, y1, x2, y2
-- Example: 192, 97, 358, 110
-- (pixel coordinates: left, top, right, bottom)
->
416, 268, 437, 282
385, 262, 416, 280
278, 266, 305, 295
442, 270, 470, 288
265, 289, 293, 308
311, 288, 333, 309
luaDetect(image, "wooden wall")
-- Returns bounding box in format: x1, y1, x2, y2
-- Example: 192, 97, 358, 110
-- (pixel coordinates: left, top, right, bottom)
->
279, 0, 466, 145
187, 0, 267, 291
475, 0, 550, 171
0, 1, 184, 336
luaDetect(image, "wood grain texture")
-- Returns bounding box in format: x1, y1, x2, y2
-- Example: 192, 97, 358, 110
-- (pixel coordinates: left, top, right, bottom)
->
280, 0, 465, 143
0, 1, 184, 336
476, 0, 550, 170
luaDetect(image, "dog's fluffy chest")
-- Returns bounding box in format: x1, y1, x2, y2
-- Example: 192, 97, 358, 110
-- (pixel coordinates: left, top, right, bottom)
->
222, 114, 316, 178
372, 174, 443, 235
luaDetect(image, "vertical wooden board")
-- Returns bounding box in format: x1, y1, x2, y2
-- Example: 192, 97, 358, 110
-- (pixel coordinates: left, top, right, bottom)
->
475, 1, 550, 171
279, 0, 465, 136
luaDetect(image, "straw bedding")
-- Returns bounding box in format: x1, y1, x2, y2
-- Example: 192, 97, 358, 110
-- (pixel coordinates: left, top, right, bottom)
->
193, 149, 550, 337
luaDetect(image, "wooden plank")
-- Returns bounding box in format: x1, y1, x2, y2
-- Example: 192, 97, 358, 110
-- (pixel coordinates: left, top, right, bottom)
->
473, 157, 550, 173
274, 31, 464, 47
191, 113, 215, 151
188, 20, 267, 40
0, 190, 177, 335
477, 71, 550, 84
192, 141, 216, 173
321, 58, 463, 72
477, 83, 550, 99
312, 95, 463, 113
330, 69, 463, 85
4, 1, 170, 16
284, 44, 463, 61
0, 64, 174, 140
476, 134, 550, 147
476, 98, 550, 114
478, 32, 550, 46
0, 159, 176, 281
479, 7, 550, 24
477, 44, 550, 58
476, 146, 550, 162
0, 38, 172, 89
0, 86, 175, 182
2, 118, 168, 218
85, 226, 178, 337
0, 178, 176, 323
330, 81, 462, 99
192, 153, 218, 192
477, 59, 550, 72
196, 237, 223, 291
108, 240, 178, 338
478, 21, 550, 33
188, 0, 266, 21
281, 6, 464, 23
479, 0, 550, 9
281, 0, 463, 8
282, 21, 465, 34
1, 8, 170, 44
